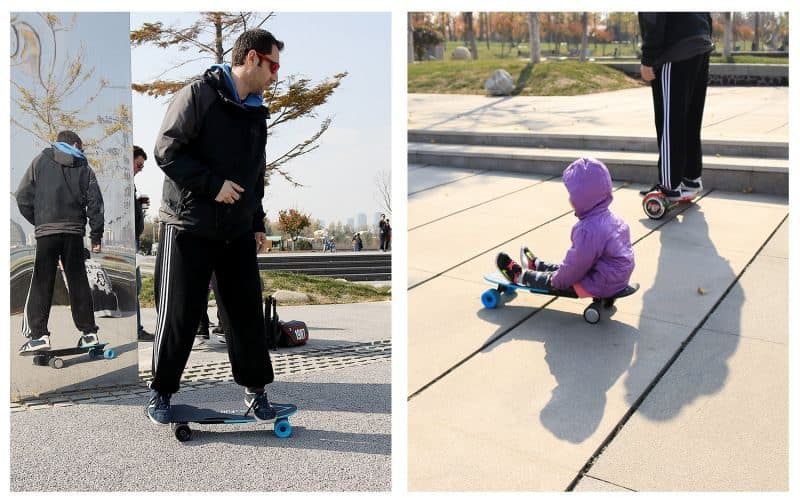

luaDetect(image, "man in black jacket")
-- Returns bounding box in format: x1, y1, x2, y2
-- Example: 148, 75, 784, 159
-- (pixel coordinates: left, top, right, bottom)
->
133, 145, 155, 341
147, 29, 283, 425
638, 12, 713, 199
16, 130, 104, 353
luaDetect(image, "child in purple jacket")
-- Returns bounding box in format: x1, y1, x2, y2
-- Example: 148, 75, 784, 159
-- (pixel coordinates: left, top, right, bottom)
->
496, 157, 635, 298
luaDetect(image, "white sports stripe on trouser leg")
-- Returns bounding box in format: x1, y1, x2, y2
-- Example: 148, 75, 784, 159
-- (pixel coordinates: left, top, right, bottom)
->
152, 225, 175, 374
660, 62, 672, 189
21, 245, 37, 338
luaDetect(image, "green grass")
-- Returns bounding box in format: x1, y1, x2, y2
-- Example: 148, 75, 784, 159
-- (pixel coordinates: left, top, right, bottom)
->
710, 55, 788, 64
442, 40, 639, 60
409, 59, 642, 96
139, 271, 390, 307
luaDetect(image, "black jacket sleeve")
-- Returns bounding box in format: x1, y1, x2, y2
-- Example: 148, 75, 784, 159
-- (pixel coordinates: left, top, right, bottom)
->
15, 157, 37, 225
85, 168, 105, 245
154, 81, 226, 199
639, 13, 667, 66
252, 159, 267, 233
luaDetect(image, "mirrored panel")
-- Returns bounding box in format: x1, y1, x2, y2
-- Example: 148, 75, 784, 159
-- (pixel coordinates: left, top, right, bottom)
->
10, 12, 137, 400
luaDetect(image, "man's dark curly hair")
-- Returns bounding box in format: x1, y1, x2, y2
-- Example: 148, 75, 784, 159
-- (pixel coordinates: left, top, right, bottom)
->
231, 29, 284, 66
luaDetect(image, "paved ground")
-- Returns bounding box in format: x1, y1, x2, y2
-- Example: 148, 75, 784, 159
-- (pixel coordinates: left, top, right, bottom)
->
10, 301, 391, 492
409, 87, 788, 141
406, 165, 788, 491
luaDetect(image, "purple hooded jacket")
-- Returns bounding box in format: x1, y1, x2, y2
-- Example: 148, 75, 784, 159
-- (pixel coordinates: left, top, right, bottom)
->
551, 158, 635, 297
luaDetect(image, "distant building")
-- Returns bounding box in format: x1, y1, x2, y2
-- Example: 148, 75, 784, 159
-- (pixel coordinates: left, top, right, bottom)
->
357, 213, 367, 230
346, 217, 355, 230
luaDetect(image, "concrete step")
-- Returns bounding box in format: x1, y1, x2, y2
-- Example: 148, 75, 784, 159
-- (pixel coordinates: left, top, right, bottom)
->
408, 129, 788, 159
408, 142, 788, 196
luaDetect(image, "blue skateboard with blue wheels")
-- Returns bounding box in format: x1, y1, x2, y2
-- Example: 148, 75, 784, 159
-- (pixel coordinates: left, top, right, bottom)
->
482, 272, 639, 324
20, 342, 116, 369
170, 402, 298, 442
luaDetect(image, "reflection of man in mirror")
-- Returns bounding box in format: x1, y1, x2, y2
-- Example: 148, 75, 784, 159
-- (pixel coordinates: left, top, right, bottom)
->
133, 145, 155, 342
146, 29, 283, 425
15, 130, 105, 354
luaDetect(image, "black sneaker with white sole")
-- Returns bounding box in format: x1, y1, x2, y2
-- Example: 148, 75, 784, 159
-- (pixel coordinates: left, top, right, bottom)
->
18, 335, 51, 355
146, 391, 172, 425
679, 177, 702, 195
496, 252, 522, 284
244, 390, 277, 422
78, 333, 99, 348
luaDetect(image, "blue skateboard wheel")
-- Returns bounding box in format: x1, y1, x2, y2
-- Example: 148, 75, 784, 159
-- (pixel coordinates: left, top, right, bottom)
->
481, 289, 500, 309
274, 419, 292, 438
103, 349, 116, 360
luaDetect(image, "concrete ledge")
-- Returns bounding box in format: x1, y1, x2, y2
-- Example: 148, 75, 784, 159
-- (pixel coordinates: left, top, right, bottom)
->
408, 143, 788, 196
601, 62, 788, 86
409, 129, 788, 159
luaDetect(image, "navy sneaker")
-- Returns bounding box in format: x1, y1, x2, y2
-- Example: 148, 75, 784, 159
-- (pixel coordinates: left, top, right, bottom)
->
78, 332, 99, 348
18, 335, 51, 355
146, 391, 171, 425
496, 252, 522, 284
244, 390, 277, 422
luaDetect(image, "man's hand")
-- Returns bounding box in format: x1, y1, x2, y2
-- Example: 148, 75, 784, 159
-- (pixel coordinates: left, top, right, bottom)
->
640, 64, 655, 82
255, 232, 266, 252
92, 244, 101, 253
215, 180, 244, 204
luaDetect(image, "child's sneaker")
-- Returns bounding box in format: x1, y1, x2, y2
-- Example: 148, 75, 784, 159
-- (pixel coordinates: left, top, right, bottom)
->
146, 390, 172, 425
496, 252, 522, 284
520, 246, 537, 270
78, 332, 99, 348
18, 335, 51, 355
679, 177, 702, 195
244, 389, 277, 422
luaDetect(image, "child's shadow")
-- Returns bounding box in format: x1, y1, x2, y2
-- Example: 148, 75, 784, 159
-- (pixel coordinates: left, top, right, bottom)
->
477, 303, 639, 444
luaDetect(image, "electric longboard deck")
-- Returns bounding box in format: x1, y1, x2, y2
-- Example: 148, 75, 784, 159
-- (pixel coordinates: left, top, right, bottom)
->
20, 342, 116, 368
482, 272, 639, 324
169, 402, 298, 442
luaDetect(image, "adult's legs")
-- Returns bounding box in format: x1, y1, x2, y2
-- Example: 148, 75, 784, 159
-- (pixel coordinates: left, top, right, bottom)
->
150, 225, 214, 394
61, 235, 98, 334
214, 233, 274, 389
21, 235, 62, 338
684, 52, 710, 181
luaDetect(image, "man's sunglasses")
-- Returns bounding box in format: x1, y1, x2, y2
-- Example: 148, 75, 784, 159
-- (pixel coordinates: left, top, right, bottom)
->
254, 50, 280, 74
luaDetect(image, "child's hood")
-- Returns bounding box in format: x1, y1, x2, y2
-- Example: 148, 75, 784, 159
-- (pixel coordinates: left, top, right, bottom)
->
563, 157, 613, 218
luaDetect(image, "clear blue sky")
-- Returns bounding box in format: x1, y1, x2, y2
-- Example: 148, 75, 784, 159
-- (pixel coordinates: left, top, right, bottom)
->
130, 12, 392, 227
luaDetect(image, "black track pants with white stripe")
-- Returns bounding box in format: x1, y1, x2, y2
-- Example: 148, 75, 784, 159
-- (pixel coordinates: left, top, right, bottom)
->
151, 225, 274, 394
22, 234, 97, 339
651, 51, 710, 190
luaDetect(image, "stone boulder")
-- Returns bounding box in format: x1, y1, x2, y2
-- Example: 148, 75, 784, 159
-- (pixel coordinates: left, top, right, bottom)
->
485, 69, 514, 96
273, 289, 310, 303
452, 46, 471, 60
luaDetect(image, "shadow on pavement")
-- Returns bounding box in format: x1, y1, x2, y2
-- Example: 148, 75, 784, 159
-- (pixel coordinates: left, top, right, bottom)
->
628, 207, 741, 420
478, 305, 639, 443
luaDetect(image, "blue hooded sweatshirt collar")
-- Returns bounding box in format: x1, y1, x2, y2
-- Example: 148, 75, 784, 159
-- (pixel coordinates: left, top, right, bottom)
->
53, 142, 86, 161
211, 64, 265, 108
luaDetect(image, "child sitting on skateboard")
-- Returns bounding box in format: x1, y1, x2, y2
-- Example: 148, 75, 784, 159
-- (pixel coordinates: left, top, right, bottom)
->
496, 157, 635, 298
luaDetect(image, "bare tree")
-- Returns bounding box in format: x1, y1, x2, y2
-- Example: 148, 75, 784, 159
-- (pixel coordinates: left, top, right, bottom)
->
528, 13, 541, 64
580, 12, 589, 61
408, 13, 415, 63
723, 12, 733, 59
130, 12, 346, 187
375, 168, 391, 216
463, 12, 478, 59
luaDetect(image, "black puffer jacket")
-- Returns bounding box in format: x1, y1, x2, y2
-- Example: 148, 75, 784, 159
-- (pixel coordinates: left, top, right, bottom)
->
638, 12, 713, 67
154, 66, 268, 240
15, 146, 104, 244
